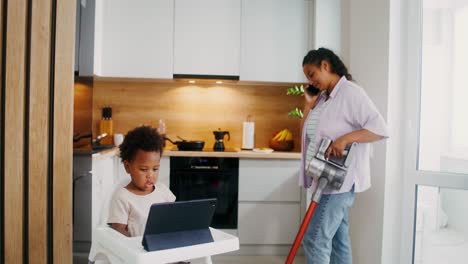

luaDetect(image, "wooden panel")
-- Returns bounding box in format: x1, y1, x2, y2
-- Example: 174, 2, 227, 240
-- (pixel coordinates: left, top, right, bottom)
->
73, 79, 93, 138
53, 0, 75, 263
4, 1, 27, 263
29, 1, 52, 263
93, 81, 304, 151
0, 0, 3, 260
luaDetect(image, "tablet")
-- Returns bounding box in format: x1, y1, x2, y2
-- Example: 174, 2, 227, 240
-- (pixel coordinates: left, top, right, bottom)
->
142, 198, 217, 251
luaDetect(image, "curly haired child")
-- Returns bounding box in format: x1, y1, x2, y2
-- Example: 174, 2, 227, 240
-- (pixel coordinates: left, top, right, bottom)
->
108, 125, 175, 237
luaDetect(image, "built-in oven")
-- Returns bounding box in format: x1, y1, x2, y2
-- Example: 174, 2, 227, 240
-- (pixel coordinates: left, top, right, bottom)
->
170, 157, 239, 230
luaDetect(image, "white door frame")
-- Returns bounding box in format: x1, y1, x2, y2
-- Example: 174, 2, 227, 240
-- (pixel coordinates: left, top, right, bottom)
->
400, 0, 468, 263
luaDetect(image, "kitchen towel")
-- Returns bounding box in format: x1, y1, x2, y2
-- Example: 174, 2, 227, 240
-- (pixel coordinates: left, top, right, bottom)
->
242, 121, 255, 150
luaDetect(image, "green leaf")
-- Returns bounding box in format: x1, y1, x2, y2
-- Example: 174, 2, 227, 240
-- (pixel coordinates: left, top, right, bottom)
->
286, 85, 305, 96
288, 108, 303, 119
286, 85, 306, 118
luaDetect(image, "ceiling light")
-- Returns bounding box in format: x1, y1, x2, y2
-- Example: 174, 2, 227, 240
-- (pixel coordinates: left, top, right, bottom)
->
188, 80, 196, 84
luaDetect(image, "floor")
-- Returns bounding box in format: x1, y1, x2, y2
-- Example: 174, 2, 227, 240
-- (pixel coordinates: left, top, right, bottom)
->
213, 255, 305, 264
414, 228, 468, 264
75, 254, 306, 264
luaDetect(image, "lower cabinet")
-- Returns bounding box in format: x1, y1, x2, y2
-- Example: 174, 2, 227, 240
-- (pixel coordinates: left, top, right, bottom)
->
238, 159, 303, 245
158, 156, 170, 187
91, 155, 115, 241
238, 202, 300, 244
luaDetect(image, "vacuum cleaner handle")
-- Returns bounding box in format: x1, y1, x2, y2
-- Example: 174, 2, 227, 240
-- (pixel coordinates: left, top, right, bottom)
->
285, 177, 329, 264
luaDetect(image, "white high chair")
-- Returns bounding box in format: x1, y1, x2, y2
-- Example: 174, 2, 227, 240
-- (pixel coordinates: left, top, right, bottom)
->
88, 179, 239, 264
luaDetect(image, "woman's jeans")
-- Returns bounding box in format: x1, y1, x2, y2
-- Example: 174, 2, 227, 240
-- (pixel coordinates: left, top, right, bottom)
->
303, 188, 355, 264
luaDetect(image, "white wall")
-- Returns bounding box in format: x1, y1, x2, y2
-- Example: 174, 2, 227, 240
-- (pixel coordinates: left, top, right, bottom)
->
381, 0, 406, 263
341, 0, 392, 264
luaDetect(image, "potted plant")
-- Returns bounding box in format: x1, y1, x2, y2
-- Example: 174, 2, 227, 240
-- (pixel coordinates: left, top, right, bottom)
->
287, 84, 306, 119
286, 84, 320, 118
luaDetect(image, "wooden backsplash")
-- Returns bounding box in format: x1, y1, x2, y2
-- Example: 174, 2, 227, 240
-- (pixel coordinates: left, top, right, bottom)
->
74, 79, 93, 135
92, 79, 304, 152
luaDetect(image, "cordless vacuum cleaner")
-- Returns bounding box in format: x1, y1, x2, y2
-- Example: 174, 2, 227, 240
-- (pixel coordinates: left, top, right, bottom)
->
285, 138, 357, 264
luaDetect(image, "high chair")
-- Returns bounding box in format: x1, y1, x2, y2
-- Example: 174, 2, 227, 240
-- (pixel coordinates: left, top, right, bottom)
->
89, 178, 239, 264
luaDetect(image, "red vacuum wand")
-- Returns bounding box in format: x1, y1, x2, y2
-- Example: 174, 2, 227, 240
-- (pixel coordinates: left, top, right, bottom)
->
285, 178, 328, 264
285, 138, 356, 264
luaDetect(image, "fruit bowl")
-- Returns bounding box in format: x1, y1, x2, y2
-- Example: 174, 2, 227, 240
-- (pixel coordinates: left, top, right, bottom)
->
269, 139, 294, 151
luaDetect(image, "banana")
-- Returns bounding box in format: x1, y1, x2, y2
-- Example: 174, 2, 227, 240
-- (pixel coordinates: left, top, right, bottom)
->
272, 129, 285, 141
272, 131, 281, 141
278, 129, 288, 141
272, 129, 294, 141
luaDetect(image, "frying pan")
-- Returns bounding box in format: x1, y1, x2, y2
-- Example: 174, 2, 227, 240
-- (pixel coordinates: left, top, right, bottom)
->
165, 136, 205, 151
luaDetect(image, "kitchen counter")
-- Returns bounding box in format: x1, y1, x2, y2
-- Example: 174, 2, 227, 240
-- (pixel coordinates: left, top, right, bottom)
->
163, 149, 301, 159
87, 147, 301, 160
73, 146, 120, 161
92, 147, 120, 161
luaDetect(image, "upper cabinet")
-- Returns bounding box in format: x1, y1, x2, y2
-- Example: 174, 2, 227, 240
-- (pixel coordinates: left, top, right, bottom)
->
89, 0, 311, 82
240, 0, 309, 83
75, 0, 95, 76
94, 0, 174, 78
173, 0, 241, 77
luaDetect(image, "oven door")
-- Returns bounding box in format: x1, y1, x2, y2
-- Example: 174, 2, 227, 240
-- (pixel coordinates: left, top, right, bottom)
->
170, 157, 238, 229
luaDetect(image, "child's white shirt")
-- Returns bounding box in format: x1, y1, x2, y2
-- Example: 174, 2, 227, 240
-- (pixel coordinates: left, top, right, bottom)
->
107, 182, 176, 237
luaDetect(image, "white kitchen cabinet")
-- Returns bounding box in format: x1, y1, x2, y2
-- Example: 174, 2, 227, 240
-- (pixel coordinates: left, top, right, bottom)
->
238, 203, 300, 244
94, 0, 174, 78
158, 156, 170, 187
238, 159, 302, 245
239, 159, 301, 202
240, 0, 309, 83
91, 156, 115, 241
173, 0, 241, 76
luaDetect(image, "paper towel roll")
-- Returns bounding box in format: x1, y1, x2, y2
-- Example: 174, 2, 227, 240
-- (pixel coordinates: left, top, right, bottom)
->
242, 122, 255, 150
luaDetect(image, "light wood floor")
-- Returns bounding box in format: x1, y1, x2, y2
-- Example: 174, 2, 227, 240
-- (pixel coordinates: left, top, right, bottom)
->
212, 255, 305, 264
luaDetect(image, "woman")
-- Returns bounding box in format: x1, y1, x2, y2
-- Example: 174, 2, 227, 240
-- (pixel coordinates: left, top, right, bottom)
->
300, 47, 388, 263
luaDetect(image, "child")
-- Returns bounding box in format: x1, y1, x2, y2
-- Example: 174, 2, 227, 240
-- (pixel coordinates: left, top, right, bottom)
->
108, 125, 175, 237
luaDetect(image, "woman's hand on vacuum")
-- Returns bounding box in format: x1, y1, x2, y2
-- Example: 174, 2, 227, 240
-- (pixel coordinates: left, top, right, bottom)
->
325, 129, 385, 159
326, 137, 348, 160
